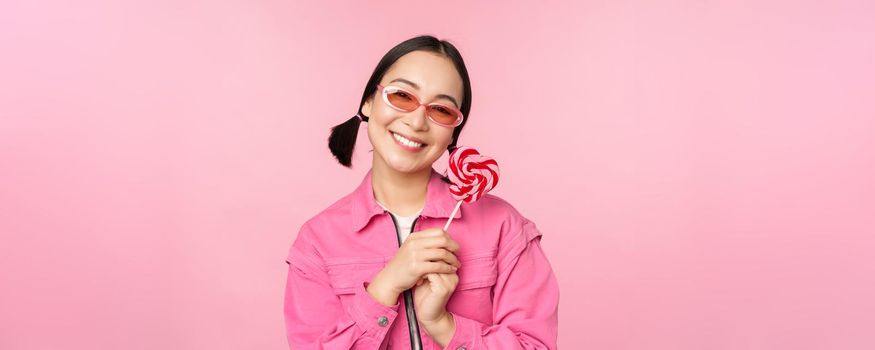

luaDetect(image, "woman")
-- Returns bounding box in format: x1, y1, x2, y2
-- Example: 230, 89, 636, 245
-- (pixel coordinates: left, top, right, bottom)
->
284, 35, 559, 349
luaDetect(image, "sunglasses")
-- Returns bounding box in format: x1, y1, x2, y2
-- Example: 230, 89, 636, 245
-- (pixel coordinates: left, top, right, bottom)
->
376, 84, 464, 128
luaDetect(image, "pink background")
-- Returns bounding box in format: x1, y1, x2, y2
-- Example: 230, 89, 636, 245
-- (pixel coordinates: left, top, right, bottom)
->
2, 1, 874, 349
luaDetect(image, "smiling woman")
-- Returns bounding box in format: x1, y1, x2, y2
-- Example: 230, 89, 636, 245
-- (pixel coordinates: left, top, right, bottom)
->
285, 34, 559, 350
327, 35, 472, 172
360, 50, 467, 175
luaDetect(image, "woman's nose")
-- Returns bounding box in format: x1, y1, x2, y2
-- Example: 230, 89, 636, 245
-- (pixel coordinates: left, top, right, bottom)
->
405, 105, 429, 130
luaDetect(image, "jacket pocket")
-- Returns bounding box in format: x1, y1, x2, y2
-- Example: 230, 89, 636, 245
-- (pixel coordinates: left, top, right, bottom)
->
325, 256, 387, 295
448, 248, 498, 323
455, 248, 498, 291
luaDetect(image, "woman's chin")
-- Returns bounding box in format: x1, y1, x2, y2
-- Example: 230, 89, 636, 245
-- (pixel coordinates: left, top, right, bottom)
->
383, 154, 427, 173
387, 161, 422, 174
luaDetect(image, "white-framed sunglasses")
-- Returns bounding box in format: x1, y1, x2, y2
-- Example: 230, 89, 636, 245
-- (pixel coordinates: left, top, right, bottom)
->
376, 84, 464, 128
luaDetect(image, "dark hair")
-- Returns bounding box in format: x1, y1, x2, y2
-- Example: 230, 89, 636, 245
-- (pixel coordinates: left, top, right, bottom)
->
328, 34, 473, 178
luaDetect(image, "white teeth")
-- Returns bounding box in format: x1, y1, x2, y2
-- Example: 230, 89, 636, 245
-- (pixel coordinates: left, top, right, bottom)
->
392, 132, 424, 148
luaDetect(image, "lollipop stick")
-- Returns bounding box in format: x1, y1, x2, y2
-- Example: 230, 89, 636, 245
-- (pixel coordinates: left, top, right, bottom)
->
443, 200, 463, 231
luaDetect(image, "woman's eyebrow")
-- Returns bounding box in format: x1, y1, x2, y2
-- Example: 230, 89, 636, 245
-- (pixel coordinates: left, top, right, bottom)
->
389, 77, 460, 108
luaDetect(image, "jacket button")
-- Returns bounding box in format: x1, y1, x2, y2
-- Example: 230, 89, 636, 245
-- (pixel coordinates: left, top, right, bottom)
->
456, 347, 467, 350
377, 315, 388, 327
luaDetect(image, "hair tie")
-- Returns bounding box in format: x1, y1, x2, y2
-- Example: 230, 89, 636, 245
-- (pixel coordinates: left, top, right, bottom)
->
355, 113, 368, 122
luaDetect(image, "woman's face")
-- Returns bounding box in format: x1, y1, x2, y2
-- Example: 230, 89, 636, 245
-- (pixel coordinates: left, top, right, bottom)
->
361, 50, 465, 174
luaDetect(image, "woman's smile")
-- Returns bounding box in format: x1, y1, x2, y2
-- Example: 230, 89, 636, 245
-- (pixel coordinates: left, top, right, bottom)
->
390, 130, 427, 152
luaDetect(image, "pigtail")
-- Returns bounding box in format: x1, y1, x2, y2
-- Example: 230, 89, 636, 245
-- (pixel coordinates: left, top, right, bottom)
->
328, 113, 367, 167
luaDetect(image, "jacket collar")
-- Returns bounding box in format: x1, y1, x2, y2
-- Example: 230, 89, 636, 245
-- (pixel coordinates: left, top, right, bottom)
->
351, 167, 462, 232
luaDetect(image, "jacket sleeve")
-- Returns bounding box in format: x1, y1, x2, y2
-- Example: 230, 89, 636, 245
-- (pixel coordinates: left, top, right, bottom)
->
284, 224, 402, 349
441, 218, 559, 350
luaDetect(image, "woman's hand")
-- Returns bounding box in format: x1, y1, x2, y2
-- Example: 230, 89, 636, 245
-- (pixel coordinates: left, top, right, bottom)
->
413, 272, 459, 347
367, 228, 460, 306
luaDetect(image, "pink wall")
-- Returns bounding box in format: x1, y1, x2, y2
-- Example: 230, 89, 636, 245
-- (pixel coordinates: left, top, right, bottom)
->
2, 1, 874, 349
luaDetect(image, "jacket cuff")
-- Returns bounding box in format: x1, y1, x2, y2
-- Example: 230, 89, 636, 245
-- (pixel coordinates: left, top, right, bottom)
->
353, 281, 401, 339
441, 312, 480, 350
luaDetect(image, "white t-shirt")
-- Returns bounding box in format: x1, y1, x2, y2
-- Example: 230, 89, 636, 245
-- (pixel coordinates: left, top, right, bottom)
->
375, 200, 423, 244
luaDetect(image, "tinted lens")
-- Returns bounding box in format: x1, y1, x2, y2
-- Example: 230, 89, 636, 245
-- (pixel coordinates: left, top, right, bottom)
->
385, 89, 419, 111
427, 104, 460, 126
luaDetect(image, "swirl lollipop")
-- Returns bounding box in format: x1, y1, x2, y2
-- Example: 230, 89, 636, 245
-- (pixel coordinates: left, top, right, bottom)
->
443, 146, 500, 231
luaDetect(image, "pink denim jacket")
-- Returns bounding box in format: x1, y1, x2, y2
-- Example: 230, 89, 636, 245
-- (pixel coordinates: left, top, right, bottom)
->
284, 168, 559, 349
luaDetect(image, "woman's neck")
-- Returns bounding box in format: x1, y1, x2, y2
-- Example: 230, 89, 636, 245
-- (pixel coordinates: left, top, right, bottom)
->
371, 157, 430, 217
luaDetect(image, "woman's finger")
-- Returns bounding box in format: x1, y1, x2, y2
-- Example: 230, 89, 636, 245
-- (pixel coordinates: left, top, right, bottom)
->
420, 248, 460, 268
420, 261, 458, 275
416, 236, 460, 253
425, 272, 442, 287
437, 272, 452, 289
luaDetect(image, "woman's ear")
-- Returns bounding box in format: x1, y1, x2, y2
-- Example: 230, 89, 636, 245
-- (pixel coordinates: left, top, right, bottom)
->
361, 96, 374, 118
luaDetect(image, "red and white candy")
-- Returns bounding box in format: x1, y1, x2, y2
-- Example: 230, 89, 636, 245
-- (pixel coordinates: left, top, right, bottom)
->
443, 146, 500, 231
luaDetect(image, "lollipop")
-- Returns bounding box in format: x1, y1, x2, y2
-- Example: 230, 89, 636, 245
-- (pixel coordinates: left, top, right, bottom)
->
443, 146, 500, 231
